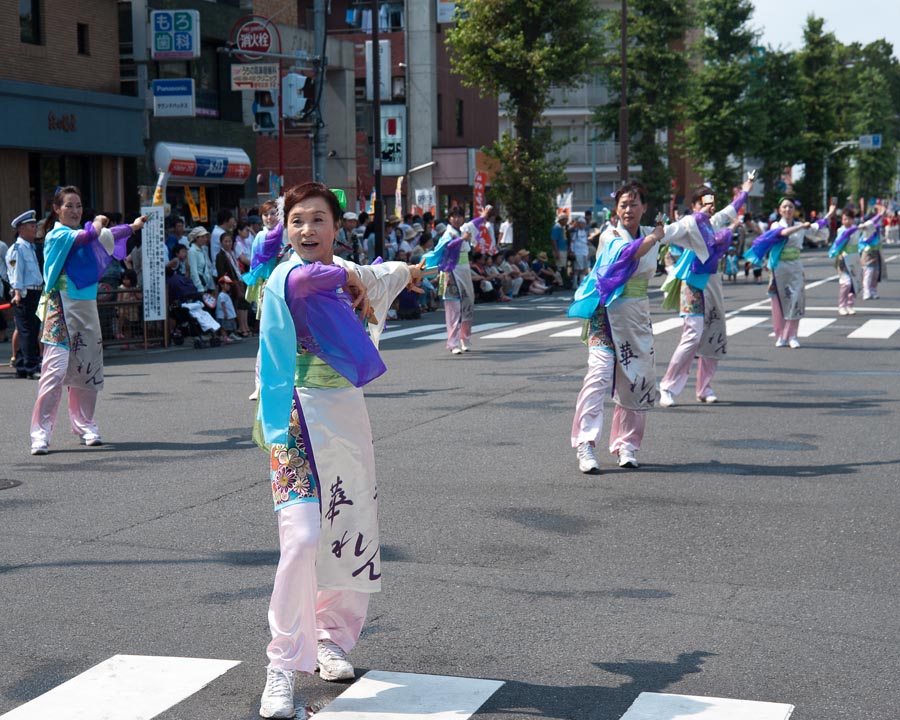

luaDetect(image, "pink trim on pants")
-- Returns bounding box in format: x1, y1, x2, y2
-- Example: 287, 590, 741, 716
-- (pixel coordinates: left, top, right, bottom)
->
770, 297, 799, 341
838, 275, 855, 310
571, 347, 646, 455
863, 266, 878, 298
30, 344, 100, 445
266, 502, 370, 673
660, 315, 718, 398
444, 300, 471, 350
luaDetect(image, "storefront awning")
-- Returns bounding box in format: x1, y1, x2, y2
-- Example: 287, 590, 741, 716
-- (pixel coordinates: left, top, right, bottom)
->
154, 142, 251, 185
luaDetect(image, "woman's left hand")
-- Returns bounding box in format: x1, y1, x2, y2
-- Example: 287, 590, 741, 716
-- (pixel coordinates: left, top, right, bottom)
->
344, 270, 376, 323
131, 215, 148, 233
406, 260, 436, 293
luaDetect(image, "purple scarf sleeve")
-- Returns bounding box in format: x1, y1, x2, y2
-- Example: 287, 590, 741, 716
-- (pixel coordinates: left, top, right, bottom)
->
595, 237, 643, 306
438, 237, 463, 272
284, 262, 386, 388
65, 222, 132, 289
687, 213, 727, 274
743, 225, 785, 264
829, 225, 858, 258
251, 222, 285, 271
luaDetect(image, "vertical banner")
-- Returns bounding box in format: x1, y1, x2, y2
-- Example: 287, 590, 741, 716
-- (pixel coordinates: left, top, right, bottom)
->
473, 171, 486, 216
152, 172, 168, 206
140, 206, 167, 322
198, 186, 209, 223
368, 188, 376, 214
184, 187, 200, 222
395, 177, 404, 218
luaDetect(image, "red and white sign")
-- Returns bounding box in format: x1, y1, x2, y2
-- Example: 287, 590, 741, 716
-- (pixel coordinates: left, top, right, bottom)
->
473, 171, 486, 215
231, 16, 280, 63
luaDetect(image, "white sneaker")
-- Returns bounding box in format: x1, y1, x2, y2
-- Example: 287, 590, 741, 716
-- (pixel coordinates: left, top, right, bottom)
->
838, 307, 848, 316
259, 667, 296, 718
617, 448, 639, 468
450, 347, 462, 355
775, 337, 788, 348
788, 337, 801, 349
317, 640, 354, 681
698, 393, 718, 404
30, 442, 48, 456
658, 389, 676, 407
576, 442, 601, 474
460, 340, 469, 352
847, 307, 857, 315
249, 389, 260, 401
81, 433, 103, 447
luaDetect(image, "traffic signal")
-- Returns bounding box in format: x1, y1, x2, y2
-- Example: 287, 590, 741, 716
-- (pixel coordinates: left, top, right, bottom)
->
252, 89, 278, 135
282, 72, 315, 122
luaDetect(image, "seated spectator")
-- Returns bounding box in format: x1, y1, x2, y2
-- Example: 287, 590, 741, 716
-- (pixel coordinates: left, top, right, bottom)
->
498, 250, 524, 297
532, 251, 562, 289
167, 244, 189, 277
470, 251, 499, 303
486, 253, 512, 302
515, 250, 549, 294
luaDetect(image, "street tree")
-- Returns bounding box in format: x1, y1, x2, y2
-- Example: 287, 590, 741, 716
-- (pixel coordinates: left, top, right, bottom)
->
446, 0, 601, 250
594, 0, 692, 214
683, 0, 758, 196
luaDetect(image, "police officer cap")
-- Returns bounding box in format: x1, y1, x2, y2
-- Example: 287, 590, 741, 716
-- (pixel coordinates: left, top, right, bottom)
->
11, 210, 37, 229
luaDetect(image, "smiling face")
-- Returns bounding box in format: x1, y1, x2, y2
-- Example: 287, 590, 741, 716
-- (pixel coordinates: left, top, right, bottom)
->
616, 191, 647, 236
56, 191, 83, 229
778, 200, 796, 223
287, 195, 338, 265
841, 213, 855, 228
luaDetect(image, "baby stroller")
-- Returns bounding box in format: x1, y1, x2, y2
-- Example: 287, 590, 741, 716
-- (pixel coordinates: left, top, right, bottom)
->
167, 274, 221, 348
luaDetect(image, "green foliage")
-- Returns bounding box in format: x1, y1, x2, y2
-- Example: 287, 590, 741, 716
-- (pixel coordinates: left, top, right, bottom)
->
683, 0, 757, 195
594, 0, 691, 211
446, 0, 602, 247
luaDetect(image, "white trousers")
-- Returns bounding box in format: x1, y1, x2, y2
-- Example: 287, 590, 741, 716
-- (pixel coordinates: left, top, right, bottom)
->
267, 502, 370, 673
659, 315, 718, 399
571, 348, 647, 454
30, 343, 100, 446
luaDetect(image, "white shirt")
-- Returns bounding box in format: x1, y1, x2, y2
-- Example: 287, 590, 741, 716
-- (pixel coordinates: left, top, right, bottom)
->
499, 220, 513, 245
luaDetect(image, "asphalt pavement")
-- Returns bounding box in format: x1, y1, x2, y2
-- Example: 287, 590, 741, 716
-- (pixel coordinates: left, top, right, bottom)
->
1, 248, 898, 719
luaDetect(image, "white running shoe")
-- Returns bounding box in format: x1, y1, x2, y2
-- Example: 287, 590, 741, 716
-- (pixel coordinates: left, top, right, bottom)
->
81, 433, 103, 447
450, 347, 462, 355
838, 307, 848, 316
317, 640, 355, 681
30, 442, 48, 456
775, 337, 788, 348
259, 667, 296, 718
658, 389, 676, 407
698, 393, 718, 404
617, 448, 639, 468
576, 442, 601, 474
788, 337, 801, 349
460, 340, 469, 352
847, 307, 857, 315
249, 389, 260, 401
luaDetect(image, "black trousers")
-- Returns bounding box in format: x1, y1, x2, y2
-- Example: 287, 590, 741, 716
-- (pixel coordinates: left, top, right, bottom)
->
14, 289, 42, 376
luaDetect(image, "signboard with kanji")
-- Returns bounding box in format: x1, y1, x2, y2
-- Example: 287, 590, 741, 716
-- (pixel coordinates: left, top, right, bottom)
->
152, 79, 195, 117
231, 63, 279, 91
380, 104, 406, 176
140, 206, 167, 322
151, 10, 200, 60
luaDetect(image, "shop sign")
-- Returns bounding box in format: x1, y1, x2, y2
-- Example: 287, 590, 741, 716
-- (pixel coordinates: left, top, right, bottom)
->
380, 105, 406, 177
151, 10, 200, 60
231, 63, 279, 91
152, 79, 195, 117
231, 16, 280, 63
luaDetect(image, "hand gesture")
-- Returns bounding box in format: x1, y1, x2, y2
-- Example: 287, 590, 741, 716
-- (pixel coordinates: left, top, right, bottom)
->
743, 169, 757, 193
406, 260, 436, 294
343, 270, 373, 323
131, 215, 149, 233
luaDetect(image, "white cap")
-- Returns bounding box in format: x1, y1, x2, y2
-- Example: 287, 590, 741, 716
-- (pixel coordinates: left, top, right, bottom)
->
342, 211, 358, 221
11, 210, 37, 229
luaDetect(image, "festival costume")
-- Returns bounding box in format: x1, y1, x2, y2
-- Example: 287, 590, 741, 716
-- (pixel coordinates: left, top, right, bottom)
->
424, 227, 474, 351
30, 221, 132, 448
257, 254, 411, 673
829, 216, 880, 312
744, 217, 829, 343
857, 217, 885, 300
568, 222, 707, 456
659, 194, 746, 401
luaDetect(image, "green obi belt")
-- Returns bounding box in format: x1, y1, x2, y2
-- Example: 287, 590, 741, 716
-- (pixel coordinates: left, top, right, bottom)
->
845, 243, 859, 255
295, 351, 352, 389
780, 247, 801, 262
621, 278, 649, 298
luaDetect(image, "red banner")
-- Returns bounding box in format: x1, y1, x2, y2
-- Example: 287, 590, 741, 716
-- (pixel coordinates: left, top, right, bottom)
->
473, 171, 486, 216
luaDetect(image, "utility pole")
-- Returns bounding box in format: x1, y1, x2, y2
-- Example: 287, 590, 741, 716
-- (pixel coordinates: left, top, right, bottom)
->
619, 0, 629, 184
372, 0, 384, 260
313, 0, 327, 183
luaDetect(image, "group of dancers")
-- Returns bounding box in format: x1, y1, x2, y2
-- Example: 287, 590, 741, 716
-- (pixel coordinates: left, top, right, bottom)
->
568, 173, 888, 474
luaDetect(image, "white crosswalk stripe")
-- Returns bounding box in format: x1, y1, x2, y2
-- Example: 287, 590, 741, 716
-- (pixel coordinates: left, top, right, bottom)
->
620, 692, 793, 719
848, 319, 900, 339
0, 655, 239, 720
652, 318, 684, 335
412, 322, 514, 341
480, 320, 579, 339
767, 318, 835, 338
380, 323, 445, 341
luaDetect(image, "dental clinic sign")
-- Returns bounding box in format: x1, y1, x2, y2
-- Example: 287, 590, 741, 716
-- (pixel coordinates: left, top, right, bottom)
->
151, 10, 200, 60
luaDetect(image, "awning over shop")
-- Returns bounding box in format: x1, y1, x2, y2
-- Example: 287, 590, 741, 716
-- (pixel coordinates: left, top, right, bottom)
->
154, 142, 251, 185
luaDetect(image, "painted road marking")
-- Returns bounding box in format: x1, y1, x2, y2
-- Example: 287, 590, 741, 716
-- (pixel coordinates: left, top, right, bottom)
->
380, 323, 445, 341
550, 326, 584, 338
767, 318, 835, 338
726, 315, 768, 335
0, 655, 239, 720
481, 320, 578, 339
313, 670, 504, 720
652, 318, 684, 335
413, 322, 515, 341
848, 319, 900, 339
619, 692, 793, 719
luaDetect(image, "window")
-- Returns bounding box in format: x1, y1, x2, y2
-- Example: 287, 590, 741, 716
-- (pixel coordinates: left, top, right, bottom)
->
77, 23, 89, 55
20, 0, 41, 44
455, 99, 463, 137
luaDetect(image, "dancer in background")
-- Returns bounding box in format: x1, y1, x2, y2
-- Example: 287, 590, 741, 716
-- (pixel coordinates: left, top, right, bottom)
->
29, 186, 145, 455
658, 172, 755, 407
829, 206, 882, 315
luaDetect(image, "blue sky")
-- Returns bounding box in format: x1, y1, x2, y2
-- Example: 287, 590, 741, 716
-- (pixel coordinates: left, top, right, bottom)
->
750, 0, 899, 53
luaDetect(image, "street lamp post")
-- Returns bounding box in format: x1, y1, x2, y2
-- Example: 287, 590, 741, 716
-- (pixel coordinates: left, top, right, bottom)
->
619, 0, 628, 184
372, 0, 384, 260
